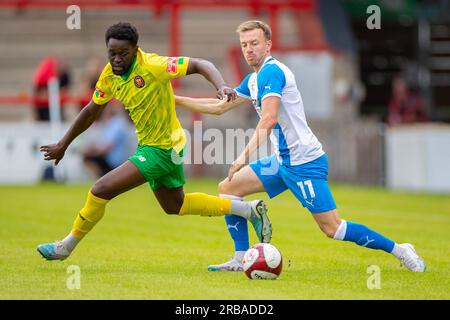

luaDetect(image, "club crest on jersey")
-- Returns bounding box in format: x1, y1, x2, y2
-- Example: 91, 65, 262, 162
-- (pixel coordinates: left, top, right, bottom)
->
167, 57, 178, 73
134, 76, 145, 88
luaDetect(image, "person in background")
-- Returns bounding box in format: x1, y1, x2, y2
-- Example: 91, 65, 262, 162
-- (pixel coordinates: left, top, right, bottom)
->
387, 75, 428, 126
32, 55, 71, 121
82, 104, 136, 179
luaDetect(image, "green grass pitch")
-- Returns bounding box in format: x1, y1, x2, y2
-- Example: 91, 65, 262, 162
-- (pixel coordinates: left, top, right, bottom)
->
0, 179, 449, 299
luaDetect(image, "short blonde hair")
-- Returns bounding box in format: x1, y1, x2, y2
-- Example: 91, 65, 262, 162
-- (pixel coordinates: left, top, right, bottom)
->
236, 20, 272, 40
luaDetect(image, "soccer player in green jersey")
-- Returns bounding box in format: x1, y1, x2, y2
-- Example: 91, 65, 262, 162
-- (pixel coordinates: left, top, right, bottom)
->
37, 22, 271, 261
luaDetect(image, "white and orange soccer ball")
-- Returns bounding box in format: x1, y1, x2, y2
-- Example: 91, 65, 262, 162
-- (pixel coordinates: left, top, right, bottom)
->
242, 243, 283, 280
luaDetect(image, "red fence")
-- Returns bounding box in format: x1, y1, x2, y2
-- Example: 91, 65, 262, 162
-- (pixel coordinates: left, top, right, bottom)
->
0, 0, 320, 106
0, 0, 314, 10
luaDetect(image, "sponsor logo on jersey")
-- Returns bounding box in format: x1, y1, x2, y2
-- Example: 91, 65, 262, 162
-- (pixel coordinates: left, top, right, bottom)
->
134, 75, 145, 88
167, 57, 178, 73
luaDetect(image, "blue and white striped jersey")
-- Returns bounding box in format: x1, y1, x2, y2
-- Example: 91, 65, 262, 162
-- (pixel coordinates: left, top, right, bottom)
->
235, 56, 324, 166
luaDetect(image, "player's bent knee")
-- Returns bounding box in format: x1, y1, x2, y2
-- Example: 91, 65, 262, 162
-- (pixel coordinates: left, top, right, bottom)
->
158, 200, 183, 214
217, 180, 229, 194
163, 207, 179, 215
91, 181, 113, 200
218, 179, 247, 198
162, 198, 184, 215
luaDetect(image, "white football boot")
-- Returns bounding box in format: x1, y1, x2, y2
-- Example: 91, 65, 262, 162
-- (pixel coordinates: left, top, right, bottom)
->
248, 200, 272, 243
37, 241, 71, 261
397, 243, 426, 272
207, 258, 244, 272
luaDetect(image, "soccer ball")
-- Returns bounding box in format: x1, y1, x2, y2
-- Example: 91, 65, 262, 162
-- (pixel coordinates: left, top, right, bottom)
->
243, 243, 283, 280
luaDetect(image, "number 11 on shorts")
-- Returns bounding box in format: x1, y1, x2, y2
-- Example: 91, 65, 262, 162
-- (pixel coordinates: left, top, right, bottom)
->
297, 180, 315, 199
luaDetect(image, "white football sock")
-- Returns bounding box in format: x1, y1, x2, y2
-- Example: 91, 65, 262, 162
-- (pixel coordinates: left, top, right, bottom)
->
234, 251, 246, 263
220, 194, 249, 218
229, 200, 250, 219
62, 233, 81, 252
333, 220, 347, 240
390, 243, 404, 258
219, 194, 244, 201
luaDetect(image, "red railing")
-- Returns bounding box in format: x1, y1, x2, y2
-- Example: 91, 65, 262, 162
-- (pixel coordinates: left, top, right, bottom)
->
1, 0, 323, 177
0, 0, 314, 10
0, 0, 321, 106
0, 0, 315, 52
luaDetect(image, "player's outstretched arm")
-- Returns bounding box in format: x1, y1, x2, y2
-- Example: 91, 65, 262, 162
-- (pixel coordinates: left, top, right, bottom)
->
175, 95, 246, 115
228, 96, 280, 180
186, 58, 236, 102
40, 100, 106, 165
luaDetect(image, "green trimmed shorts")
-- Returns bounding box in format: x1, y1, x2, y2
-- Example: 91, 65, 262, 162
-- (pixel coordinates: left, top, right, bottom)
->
129, 145, 185, 190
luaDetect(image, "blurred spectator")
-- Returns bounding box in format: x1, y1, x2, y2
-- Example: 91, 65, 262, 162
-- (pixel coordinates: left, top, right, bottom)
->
32, 55, 72, 121
82, 105, 136, 179
387, 75, 428, 126
79, 57, 103, 110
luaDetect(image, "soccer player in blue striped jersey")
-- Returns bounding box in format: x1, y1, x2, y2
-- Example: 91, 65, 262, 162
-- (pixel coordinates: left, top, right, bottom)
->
175, 20, 425, 272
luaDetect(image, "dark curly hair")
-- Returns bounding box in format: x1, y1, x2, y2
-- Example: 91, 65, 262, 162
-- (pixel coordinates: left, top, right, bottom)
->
105, 22, 139, 46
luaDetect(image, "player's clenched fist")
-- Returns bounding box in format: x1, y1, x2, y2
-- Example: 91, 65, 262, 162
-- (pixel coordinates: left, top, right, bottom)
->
217, 85, 237, 102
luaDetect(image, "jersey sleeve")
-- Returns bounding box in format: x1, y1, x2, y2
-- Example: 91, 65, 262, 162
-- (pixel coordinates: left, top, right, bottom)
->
234, 73, 252, 99
146, 54, 190, 81
258, 64, 286, 101
92, 64, 114, 105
